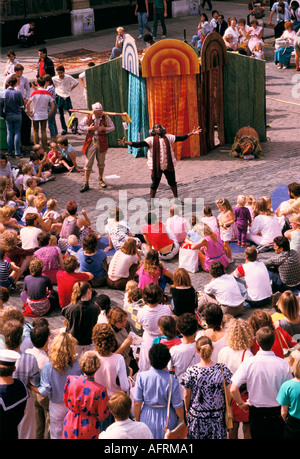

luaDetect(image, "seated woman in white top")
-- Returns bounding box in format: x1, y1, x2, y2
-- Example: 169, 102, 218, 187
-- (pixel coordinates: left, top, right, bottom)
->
247, 197, 282, 246
107, 238, 141, 290
224, 17, 240, 50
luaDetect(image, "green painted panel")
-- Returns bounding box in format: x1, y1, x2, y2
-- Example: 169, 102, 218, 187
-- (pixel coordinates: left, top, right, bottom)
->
223, 52, 266, 143
85, 57, 129, 147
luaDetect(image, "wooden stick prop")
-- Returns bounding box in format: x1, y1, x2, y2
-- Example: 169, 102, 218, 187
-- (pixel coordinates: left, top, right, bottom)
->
69, 109, 132, 123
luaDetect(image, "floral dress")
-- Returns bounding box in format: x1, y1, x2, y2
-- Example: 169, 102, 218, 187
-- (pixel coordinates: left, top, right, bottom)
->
62, 374, 109, 439
181, 363, 232, 439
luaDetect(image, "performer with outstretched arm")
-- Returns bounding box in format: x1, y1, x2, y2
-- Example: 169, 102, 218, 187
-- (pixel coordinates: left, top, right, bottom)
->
118, 123, 201, 199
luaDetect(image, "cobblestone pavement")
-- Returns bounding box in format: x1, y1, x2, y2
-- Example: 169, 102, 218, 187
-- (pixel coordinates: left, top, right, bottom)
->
1, 1, 300, 329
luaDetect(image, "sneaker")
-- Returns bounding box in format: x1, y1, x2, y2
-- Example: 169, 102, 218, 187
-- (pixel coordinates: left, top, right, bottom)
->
80, 183, 90, 193
46, 176, 56, 182
99, 179, 107, 188
61, 130, 67, 135
282, 65, 288, 69
137, 34, 143, 39
161, 35, 167, 38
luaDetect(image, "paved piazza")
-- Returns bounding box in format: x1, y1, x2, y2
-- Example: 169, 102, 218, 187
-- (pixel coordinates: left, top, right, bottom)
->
1, 0, 300, 329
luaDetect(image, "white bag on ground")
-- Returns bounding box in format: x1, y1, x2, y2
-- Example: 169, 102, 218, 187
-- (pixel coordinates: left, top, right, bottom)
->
178, 242, 199, 273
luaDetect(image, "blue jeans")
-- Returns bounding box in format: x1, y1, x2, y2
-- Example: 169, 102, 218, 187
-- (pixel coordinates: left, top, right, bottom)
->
137, 12, 152, 35
6, 116, 22, 155
153, 8, 167, 37
48, 102, 58, 139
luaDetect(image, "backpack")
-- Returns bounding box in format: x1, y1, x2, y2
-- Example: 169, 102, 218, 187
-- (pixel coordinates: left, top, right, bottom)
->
68, 113, 79, 134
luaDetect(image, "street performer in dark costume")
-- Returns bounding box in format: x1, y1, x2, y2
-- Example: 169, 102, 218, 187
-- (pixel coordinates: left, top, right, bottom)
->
118, 123, 201, 199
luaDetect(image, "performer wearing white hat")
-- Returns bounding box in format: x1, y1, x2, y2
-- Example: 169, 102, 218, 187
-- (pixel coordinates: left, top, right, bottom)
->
78, 102, 115, 193
0, 349, 29, 439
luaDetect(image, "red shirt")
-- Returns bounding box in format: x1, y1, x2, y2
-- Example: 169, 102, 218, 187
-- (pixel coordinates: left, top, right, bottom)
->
142, 222, 173, 251
56, 270, 90, 308
251, 327, 298, 359
39, 59, 46, 77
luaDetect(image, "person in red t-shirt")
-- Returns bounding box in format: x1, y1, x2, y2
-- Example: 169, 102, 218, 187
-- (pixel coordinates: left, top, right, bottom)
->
142, 211, 179, 260
56, 255, 93, 308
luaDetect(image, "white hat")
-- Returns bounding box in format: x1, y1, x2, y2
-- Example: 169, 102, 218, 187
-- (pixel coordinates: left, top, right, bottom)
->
92, 102, 103, 111
0, 349, 21, 366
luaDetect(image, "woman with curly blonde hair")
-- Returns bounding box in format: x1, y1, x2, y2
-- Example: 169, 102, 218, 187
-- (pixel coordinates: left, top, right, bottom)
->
31, 332, 80, 438
218, 318, 254, 438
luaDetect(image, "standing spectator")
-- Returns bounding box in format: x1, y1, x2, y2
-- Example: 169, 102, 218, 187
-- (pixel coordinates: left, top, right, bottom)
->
276, 358, 300, 439
3, 65, 30, 104
167, 313, 201, 399
62, 351, 109, 439
27, 77, 55, 151
218, 318, 254, 439
135, 0, 152, 39
78, 62, 95, 108
56, 256, 93, 309
31, 332, 81, 439
44, 74, 58, 142
62, 281, 100, 356
230, 326, 293, 439
268, 0, 291, 38
264, 236, 300, 293
137, 283, 173, 372
26, 322, 51, 439
234, 195, 252, 247
2, 319, 40, 439
134, 344, 184, 439
4, 76, 24, 157
233, 245, 272, 307
153, 0, 167, 39
3, 50, 19, 77
52, 66, 79, 135
0, 349, 28, 439
36, 48, 55, 79
181, 336, 232, 439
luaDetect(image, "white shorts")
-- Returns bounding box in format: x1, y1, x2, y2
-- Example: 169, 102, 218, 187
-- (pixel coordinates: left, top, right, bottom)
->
220, 225, 233, 242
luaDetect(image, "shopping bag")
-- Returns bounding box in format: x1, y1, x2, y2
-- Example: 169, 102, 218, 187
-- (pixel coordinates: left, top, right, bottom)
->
178, 242, 199, 273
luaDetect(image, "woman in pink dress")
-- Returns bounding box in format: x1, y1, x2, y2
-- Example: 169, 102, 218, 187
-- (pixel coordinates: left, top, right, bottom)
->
62, 351, 109, 439
191, 223, 230, 272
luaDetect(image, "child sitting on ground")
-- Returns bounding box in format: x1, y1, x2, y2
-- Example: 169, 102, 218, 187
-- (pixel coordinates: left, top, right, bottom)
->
25, 178, 43, 198
48, 141, 62, 167
43, 198, 60, 223
66, 235, 82, 258
152, 315, 182, 349
234, 194, 252, 246
170, 267, 198, 317
5, 189, 25, 221
137, 249, 173, 291
123, 280, 138, 309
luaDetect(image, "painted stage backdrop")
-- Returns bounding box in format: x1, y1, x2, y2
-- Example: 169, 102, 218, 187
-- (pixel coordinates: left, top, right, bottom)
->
85, 33, 266, 157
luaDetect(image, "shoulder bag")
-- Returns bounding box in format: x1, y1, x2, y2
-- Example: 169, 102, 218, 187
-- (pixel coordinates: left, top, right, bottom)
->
220, 363, 234, 430
164, 374, 188, 439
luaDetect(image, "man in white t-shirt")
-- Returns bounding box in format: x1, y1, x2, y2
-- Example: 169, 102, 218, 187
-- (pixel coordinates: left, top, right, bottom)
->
27, 77, 54, 150
233, 245, 272, 306
198, 261, 245, 316
99, 392, 153, 439
230, 326, 292, 439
